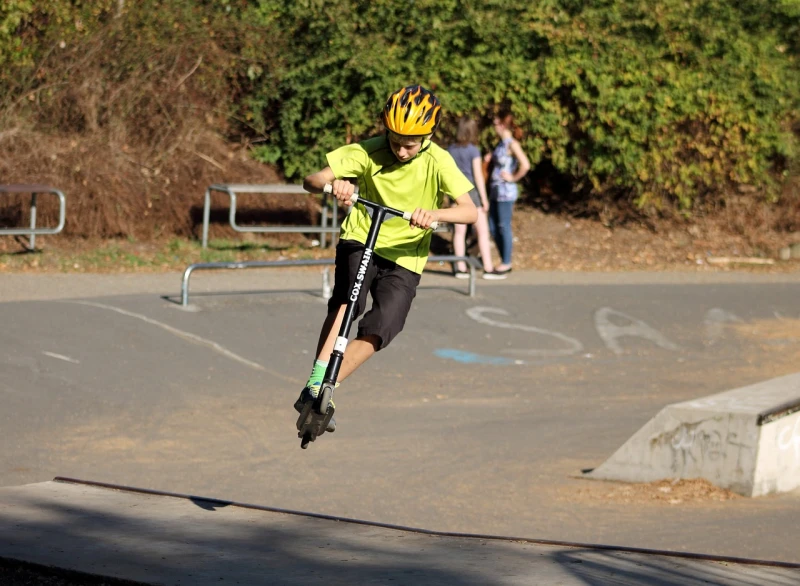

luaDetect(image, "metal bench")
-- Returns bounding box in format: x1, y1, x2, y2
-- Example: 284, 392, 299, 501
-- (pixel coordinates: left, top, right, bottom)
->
0, 184, 66, 250
200, 183, 341, 249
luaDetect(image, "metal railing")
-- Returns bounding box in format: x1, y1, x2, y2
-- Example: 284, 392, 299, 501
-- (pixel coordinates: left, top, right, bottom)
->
180, 254, 480, 308
0, 184, 66, 250
200, 183, 341, 249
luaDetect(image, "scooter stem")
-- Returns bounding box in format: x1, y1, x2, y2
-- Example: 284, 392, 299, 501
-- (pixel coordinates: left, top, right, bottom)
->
321, 182, 428, 388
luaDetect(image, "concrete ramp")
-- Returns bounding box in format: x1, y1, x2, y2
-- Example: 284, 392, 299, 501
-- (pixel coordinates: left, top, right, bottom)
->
1, 479, 799, 585
588, 372, 800, 497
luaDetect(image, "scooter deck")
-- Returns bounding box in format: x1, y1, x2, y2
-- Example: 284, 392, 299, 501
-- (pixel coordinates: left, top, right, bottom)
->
296, 399, 335, 449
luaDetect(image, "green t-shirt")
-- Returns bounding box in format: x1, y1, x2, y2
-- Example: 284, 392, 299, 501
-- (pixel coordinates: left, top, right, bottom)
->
326, 135, 474, 274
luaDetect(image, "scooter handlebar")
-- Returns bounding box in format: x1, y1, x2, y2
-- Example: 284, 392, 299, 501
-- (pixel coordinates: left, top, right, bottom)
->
324, 182, 359, 204
399, 211, 439, 231
323, 183, 439, 230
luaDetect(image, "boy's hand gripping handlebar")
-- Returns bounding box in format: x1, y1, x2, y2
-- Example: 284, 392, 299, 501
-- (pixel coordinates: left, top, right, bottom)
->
324, 183, 439, 230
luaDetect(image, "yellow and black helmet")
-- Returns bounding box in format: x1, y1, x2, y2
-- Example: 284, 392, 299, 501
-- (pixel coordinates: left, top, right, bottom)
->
382, 85, 442, 137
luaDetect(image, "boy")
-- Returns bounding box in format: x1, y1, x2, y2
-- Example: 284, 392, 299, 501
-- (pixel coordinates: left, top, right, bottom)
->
296, 85, 478, 431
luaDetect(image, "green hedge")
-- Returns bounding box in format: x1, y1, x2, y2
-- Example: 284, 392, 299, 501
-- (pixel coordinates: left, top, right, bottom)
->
245, 0, 799, 211
3, 0, 798, 213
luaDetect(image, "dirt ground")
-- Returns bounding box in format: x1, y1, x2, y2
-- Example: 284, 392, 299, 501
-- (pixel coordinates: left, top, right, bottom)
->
564, 478, 741, 506
510, 206, 800, 274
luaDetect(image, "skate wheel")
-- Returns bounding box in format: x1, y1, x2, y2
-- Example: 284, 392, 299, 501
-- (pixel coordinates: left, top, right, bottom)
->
317, 387, 332, 415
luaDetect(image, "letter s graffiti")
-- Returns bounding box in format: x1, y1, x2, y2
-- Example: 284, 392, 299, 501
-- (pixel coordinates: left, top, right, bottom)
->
466, 307, 583, 357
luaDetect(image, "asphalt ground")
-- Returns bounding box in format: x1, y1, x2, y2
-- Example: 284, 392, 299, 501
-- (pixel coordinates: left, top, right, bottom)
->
2, 268, 800, 563
2, 479, 799, 586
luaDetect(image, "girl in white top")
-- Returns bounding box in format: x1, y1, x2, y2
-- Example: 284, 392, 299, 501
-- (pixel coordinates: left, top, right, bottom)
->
484, 109, 530, 275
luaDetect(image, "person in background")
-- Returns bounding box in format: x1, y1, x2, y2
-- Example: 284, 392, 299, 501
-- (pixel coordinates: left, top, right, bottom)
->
484, 108, 530, 276
447, 118, 503, 279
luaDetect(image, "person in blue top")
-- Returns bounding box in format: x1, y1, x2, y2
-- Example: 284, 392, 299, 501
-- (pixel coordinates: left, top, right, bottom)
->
447, 118, 506, 279
484, 109, 530, 276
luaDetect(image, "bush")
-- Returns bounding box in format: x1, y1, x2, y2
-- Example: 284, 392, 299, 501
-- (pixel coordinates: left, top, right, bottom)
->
244, 0, 799, 213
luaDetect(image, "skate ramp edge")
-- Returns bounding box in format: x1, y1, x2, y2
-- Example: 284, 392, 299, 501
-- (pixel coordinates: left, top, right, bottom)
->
587, 371, 800, 497
1, 478, 799, 586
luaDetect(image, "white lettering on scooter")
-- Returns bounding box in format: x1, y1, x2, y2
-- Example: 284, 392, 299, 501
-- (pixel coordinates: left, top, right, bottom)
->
350, 249, 373, 302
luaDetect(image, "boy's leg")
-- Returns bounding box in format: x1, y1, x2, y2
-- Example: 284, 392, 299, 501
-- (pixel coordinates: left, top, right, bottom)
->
315, 304, 347, 359
310, 307, 378, 380
295, 314, 377, 433
355, 258, 420, 356
336, 335, 380, 381
295, 240, 375, 431
308, 256, 417, 389
294, 308, 345, 433
312, 239, 375, 361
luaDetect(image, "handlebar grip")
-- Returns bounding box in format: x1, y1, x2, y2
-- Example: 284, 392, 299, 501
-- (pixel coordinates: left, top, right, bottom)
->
401, 211, 439, 231
323, 182, 359, 204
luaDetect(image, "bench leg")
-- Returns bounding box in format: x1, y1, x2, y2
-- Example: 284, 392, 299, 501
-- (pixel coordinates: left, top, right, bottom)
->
29, 193, 37, 251
201, 188, 211, 249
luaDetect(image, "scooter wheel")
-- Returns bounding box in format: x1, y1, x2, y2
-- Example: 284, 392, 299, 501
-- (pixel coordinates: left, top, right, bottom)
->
317, 387, 332, 415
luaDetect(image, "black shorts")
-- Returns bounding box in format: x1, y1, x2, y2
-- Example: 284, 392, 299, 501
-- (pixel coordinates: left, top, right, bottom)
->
328, 239, 421, 350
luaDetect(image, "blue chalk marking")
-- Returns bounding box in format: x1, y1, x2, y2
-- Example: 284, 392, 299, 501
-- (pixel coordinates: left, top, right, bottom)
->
435, 348, 519, 365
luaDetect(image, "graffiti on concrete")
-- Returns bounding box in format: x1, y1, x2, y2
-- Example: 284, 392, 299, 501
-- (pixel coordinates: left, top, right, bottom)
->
465, 307, 584, 357
649, 419, 756, 479
595, 307, 680, 355
703, 308, 743, 345
777, 417, 800, 465
463, 306, 680, 359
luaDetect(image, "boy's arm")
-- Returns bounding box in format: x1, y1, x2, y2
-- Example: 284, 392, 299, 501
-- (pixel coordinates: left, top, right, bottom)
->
303, 167, 336, 194
303, 167, 356, 206
409, 193, 477, 230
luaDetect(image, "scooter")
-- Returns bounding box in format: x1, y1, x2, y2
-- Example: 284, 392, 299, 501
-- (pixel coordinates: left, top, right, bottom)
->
296, 183, 438, 449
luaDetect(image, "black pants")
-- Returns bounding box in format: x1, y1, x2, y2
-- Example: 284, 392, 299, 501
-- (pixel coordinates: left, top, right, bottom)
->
327, 240, 421, 350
